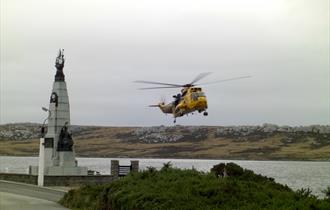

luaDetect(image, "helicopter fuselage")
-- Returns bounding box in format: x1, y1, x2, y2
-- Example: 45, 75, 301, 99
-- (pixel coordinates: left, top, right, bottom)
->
157, 87, 208, 118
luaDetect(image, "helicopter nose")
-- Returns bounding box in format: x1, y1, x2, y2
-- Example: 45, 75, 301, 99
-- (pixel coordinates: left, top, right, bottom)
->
198, 97, 207, 108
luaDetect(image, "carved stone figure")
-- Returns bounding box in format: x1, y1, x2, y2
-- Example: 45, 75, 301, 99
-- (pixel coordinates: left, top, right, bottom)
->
57, 124, 73, 151
55, 49, 65, 81
50, 92, 58, 107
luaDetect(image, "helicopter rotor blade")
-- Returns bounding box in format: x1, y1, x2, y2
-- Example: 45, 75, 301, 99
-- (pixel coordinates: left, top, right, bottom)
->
138, 86, 181, 90
196, 76, 251, 86
189, 72, 212, 85
134, 80, 182, 87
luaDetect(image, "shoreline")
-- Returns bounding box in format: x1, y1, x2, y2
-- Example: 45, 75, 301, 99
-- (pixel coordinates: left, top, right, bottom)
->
1, 155, 329, 162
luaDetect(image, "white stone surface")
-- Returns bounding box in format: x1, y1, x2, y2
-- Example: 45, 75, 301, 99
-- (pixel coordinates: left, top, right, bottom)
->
44, 81, 71, 167
29, 166, 88, 176
47, 166, 88, 176
44, 148, 53, 167
33, 79, 85, 176
59, 152, 76, 167
38, 138, 45, 186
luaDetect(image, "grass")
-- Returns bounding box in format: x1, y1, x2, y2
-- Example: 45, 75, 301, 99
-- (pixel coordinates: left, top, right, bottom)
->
0, 139, 39, 156
60, 163, 330, 210
1, 127, 330, 160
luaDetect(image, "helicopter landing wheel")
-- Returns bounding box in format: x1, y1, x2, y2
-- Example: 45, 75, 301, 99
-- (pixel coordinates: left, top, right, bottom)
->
203, 112, 208, 116
174, 118, 176, 123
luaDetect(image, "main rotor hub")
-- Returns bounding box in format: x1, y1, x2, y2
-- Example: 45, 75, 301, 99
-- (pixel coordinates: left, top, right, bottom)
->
183, 84, 193, 88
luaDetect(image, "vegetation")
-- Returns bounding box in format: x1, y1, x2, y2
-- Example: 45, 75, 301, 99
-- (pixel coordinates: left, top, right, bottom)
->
60, 163, 330, 210
1, 124, 330, 160
322, 186, 330, 199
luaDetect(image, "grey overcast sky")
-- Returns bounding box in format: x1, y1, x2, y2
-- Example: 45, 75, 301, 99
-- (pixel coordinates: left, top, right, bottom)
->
0, 0, 329, 126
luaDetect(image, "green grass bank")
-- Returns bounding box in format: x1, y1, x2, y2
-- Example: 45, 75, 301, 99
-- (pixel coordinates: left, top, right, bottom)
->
60, 163, 330, 210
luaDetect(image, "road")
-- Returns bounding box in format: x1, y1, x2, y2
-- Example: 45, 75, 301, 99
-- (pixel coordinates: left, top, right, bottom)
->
0, 180, 69, 210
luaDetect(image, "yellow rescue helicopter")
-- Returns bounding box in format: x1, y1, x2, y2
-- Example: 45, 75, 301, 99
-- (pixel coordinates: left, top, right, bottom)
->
135, 73, 250, 123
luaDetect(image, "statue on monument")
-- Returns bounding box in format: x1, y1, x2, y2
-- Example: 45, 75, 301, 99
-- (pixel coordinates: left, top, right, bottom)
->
55, 49, 65, 81
57, 123, 74, 151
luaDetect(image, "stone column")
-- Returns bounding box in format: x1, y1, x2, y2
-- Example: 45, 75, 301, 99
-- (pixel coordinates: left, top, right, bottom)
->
131, 160, 139, 173
111, 160, 119, 177
38, 138, 45, 186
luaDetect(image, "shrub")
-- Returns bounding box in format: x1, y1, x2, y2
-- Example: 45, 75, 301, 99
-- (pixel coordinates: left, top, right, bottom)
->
296, 188, 313, 198
60, 164, 330, 210
322, 186, 330, 199
161, 161, 172, 170
210, 163, 225, 177
225, 162, 244, 177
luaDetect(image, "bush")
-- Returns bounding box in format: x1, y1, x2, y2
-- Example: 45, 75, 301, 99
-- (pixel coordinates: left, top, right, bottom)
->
210, 163, 225, 177
322, 186, 330, 199
225, 162, 244, 177
60, 163, 330, 210
161, 161, 172, 170
296, 188, 313, 198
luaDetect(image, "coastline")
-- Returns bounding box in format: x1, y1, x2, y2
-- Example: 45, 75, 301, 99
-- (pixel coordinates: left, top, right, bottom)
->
1, 154, 330, 162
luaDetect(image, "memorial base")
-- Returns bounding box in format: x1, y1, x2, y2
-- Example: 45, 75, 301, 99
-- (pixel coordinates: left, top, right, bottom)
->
29, 166, 88, 176
59, 151, 77, 167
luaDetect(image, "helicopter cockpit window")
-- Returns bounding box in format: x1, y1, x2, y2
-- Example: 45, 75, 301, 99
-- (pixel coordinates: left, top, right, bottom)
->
197, 92, 205, 97
191, 93, 198, 101
191, 92, 205, 100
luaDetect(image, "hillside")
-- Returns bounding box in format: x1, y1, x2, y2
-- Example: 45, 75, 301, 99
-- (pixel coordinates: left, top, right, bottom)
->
1, 123, 330, 160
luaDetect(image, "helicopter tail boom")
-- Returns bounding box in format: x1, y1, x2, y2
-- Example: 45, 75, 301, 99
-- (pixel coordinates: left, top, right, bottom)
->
149, 102, 173, 114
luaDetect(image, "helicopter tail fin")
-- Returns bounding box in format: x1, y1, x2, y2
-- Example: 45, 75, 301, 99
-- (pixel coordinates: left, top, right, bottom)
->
149, 104, 160, 107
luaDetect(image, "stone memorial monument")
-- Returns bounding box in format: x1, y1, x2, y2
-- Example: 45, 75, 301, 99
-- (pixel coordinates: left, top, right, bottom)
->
30, 50, 87, 177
